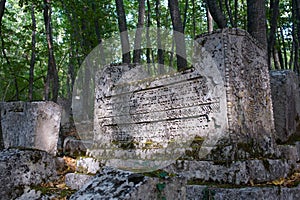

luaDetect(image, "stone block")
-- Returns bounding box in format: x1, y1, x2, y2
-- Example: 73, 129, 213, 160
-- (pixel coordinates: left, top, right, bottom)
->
65, 173, 94, 190
91, 29, 275, 172
270, 70, 300, 143
0, 101, 61, 155
76, 157, 102, 174
0, 149, 57, 200
186, 185, 300, 200
70, 167, 186, 200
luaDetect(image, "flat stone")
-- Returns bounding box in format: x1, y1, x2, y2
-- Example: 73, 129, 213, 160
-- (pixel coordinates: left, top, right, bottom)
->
164, 159, 294, 184
186, 185, 300, 200
0, 148, 57, 200
76, 157, 102, 174
270, 70, 300, 143
63, 136, 92, 157
65, 173, 94, 190
0, 101, 61, 155
70, 167, 186, 200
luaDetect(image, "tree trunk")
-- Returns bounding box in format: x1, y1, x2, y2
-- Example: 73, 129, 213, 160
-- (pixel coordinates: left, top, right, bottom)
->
183, 0, 189, 31
0, 0, 5, 35
29, 4, 36, 101
247, 0, 267, 48
156, 0, 165, 74
206, 4, 213, 33
206, 0, 227, 29
168, 0, 187, 71
133, 0, 145, 63
146, 0, 151, 71
225, 0, 234, 27
43, 0, 59, 102
267, 0, 279, 69
294, 0, 300, 73
115, 0, 131, 64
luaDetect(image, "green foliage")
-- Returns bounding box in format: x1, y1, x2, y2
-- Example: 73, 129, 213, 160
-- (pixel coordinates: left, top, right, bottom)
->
0, 0, 298, 101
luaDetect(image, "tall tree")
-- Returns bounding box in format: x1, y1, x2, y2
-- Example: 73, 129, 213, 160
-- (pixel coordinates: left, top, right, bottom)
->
43, 0, 59, 102
115, 0, 131, 63
168, 0, 187, 71
29, 3, 36, 101
133, 0, 145, 63
0, 0, 5, 35
247, 0, 267, 48
267, 0, 280, 69
156, 0, 164, 74
206, 0, 227, 28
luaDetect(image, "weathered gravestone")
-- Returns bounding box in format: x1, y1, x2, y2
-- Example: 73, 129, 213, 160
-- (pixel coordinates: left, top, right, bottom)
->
89, 29, 276, 173
270, 70, 300, 143
0, 101, 61, 155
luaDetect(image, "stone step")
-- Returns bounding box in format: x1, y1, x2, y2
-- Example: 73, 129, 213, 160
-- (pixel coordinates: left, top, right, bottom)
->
186, 185, 300, 200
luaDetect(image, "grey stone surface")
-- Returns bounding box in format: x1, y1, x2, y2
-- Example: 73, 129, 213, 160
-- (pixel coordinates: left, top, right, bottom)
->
186, 185, 300, 200
0, 101, 61, 155
70, 167, 186, 200
270, 70, 300, 143
76, 157, 102, 174
15, 187, 42, 200
164, 159, 294, 184
65, 173, 94, 190
63, 136, 92, 156
91, 29, 276, 173
0, 148, 57, 200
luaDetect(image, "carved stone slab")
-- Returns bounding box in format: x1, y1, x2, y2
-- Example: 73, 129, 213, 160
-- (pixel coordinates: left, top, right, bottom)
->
270, 70, 300, 143
0, 101, 61, 155
91, 29, 275, 171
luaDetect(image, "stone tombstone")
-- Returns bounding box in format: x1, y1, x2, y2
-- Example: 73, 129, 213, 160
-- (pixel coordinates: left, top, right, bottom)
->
91, 29, 275, 172
194, 29, 275, 159
270, 70, 300, 143
0, 101, 61, 155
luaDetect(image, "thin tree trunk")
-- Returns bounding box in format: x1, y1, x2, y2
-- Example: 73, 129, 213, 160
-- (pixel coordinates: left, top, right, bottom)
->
206, 4, 213, 33
272, 46, 281, 69
115, 0, 131, 63
183, 0, 189, 31
133, 0, 145, 63
192, 0, 196, 37
168, 0, 187, 71
294, 0, 300, 73
156, 0, 165, 74
225, 0, 234, 27
279, 27, 288, 69
0, 0, 5, 35
206, 0, 227, 28
43, 0, 59, 102
234, 0, 238, 27
247, 0, 267, 48
267, 0, 279, 69
146, 0, 151, 72
29, 4, 36, 101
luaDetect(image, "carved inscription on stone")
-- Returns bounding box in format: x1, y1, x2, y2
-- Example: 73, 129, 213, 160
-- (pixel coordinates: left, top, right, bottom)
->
92, 64, 227, 171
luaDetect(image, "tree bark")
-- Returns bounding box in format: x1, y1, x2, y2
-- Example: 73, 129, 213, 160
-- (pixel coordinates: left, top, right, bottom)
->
115, 0, 131, 64
0, 0, 5, 35
43, 0, 59, 102
168, 0, 187, 71
29, 4, 36, 101
206, 4, 213, 33
225, 0, 234, 27
247, 0, 267, 48
267, 0, 279, 69
156, 0, 165, 74
206, 0, 227, 29
133, 0, 145, 63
